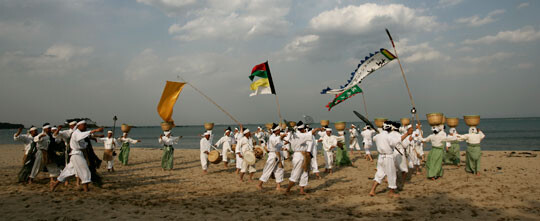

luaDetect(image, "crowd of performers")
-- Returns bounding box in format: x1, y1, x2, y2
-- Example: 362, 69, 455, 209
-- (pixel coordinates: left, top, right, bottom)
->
13, 119, 484, 196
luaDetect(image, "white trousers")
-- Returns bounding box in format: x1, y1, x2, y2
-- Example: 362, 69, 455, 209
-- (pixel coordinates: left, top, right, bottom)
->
200, 153, 209, 170
374, 154, 397, 189
350, 138, 361, 150
415, 143, 424, 157
323, 150, 334, 169
408, 145, 419, 167
236, 153, 243, 169
311, 152, 319, 173
107, 160, 114, 169
222, 146, 231, 162
363, 141, 372, 155
58, 154, 91, 184
393, 149, 408, 173
30, 151, 60, 178
289, 152, 308, 187
259, 152, 284, 183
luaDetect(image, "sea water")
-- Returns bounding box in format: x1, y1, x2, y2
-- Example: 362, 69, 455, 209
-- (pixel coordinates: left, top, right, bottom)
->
1, 118, 539, 151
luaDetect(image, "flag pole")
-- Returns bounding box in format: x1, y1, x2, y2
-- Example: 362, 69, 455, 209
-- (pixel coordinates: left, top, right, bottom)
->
264, 61, 283, 124
361, 92, 369, 120
178, 76, 242, 127
385, 28, 421, 126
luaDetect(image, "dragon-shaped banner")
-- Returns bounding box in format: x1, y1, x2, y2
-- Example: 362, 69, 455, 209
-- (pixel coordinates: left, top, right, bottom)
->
321, 48, 396, 94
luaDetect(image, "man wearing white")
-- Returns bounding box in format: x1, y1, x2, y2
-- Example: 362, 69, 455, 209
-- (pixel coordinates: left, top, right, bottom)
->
14, 127, 37, 164
98, 131, 117, 172
54, 121, 77, 164
285, 121, 318, 195
319, 128, 337, 174
390, 122, 410, 189
30, 124, 60, 184
257, 124, 285, 190
307, 126, 321, 179
361, 126, 375, 162
238, 129, 256, 181
369, 121, 412, 197
51, 121, 103, 192
349, 124, 361, 155
200, 131, 212, 174
234, 128, 243, 174
215, 127, 233, 168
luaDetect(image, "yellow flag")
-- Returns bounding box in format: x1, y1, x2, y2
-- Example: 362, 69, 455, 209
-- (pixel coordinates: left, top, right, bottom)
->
157, 81, 186, 122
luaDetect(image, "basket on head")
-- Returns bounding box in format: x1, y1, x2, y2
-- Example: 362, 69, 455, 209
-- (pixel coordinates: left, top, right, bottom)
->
320, 120, 330, 127
254, 146, 264, 159
204, 122, 214, 130
400, 118, 411, 126
288, 121, 297, 127
279, 122, 287, 130
334, 121, 346, 131
374, 118, 387, 128
265, 123, 273, 130
441, 115, 446, 125
446, 118, 459, 127
244, 151, 256, 165
463, 115, 480, 126
121, 124, 132, 133
426, 113, 444, 126
160, 121, 175, 131
208, 150, 222, 164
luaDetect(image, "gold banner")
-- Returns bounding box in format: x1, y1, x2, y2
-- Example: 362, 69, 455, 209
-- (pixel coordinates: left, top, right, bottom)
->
157, 81, 186, 122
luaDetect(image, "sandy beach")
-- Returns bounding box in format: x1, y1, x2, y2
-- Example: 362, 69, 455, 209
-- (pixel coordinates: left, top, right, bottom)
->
1, 144, 539, 220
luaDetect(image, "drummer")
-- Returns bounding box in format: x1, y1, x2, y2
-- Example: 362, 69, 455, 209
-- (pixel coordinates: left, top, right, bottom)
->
238, 128, 256, 182
200, 131, 212, 174
214, 127, 233, 169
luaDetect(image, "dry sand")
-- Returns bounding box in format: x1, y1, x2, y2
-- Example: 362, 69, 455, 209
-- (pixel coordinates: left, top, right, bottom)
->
1, 144, 539, 220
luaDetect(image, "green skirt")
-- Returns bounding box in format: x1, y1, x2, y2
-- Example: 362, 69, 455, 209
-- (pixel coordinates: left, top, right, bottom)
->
426, 145, 444, 178
443, 142, 461, 165
118, 143, 130, 165
465, 143, 481, 174
161, 145, 174, 169
335, 142, 352, 166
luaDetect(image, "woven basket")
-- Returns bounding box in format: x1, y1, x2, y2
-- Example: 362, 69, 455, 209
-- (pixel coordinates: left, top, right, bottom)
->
320, 120, 330, 127
400, 118, 411, 126
463, 115, 480, 126
374, 118, 387, 128
446, 118, 459, 127
426, 113, 443, 126
204, 122, 214, 130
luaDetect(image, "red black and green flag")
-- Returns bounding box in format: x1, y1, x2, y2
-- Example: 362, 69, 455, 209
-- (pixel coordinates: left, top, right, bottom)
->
249, 61, 276, 96
326, 85, 363, 111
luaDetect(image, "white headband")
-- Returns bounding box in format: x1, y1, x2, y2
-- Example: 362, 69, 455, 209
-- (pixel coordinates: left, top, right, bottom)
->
76, 121, 86, 127
243, 129, 250, 134
351, 124, 356, 127
29, 127, 37, 132
164, 131, 171, 136
204, 131, 211, 136
69, 121, 77, 126
326, 128, 332, 132
107, 131, 113, 134
43, 125, 51, 129
51, 127, 58, 130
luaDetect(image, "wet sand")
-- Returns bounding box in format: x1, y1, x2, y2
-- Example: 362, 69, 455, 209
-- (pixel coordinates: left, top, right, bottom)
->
1, 144, 539, 220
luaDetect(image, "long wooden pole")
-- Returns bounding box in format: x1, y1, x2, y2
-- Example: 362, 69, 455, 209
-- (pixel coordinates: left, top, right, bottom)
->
361, 92, 369, 120
385, 29, 421, 126
178, 76, 242, 126
275, 95, 283, 124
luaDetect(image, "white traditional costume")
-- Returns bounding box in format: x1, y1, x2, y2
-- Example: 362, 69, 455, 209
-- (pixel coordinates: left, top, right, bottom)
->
238, 130, 256, 173
373, 124, 398, 190
288, 126, 312, 187
200, 132, 212, 170
57, 124, 93, 184
30, 126, 60, 179
259, 127, 284, 183
98, 132, 117, 170
215, 131, 233, 162
361, 127, 375, 155
349, 124, 361, 151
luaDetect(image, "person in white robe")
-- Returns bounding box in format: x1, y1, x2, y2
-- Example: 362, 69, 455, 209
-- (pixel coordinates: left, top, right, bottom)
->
233, 128, 243, 174
307, 126, 321, 179
348, 124, 361, 155
51, 121, 103, 192
98, 131, 117, 172
369, 121, 412, 197
238, 129, 256, 181
361, 126, 375, 162
257, 124, 285, 190
199, 131, 212, 174
14, 127, 38, 164
319, 128, 337, 174
390, 122, 411, 189
30, 124, 60, 183
214, 127, 233, 168
285, 121, 321, 195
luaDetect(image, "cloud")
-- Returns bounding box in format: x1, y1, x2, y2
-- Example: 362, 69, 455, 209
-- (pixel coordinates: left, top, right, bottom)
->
395, 39, 450, 63
516, 63, 533, 69
456, 46, 474, 52
136, 0, 197, 16
164, 0, 291, 41
517, 2, 530, 9
309, 3, 438, 35
281, 35, 320, 61
0, 44, 93, 76
456, 9, 505, 27
438, 0, 463, 8
460, 52, 513, 64
464, 26, 540, 44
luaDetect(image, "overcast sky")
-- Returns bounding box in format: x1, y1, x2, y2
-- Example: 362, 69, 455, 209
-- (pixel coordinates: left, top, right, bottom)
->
1, 0, 539, 127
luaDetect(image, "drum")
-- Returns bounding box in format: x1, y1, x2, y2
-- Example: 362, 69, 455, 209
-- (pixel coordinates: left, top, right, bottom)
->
254, 146, 264, 159
426, 113, 444, 126
231, 144, 236, 152
244, 151, 256, 165
226, 152, 235, 161
208, 150, 222, 164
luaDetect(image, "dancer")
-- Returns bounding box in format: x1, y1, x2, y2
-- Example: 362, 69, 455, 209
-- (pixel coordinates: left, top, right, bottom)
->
98, 131, 117, 172
361, 126, 375, 162
117, 132, 141, 166
348, 124, 361, 155
319, 127, 337, 174
159, 130, 181, 171
257, 124, 285, 190
200, 131, 212, 174
422, 126, 449, 180
458, 127, 485, 175
214, 127, 233, 168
